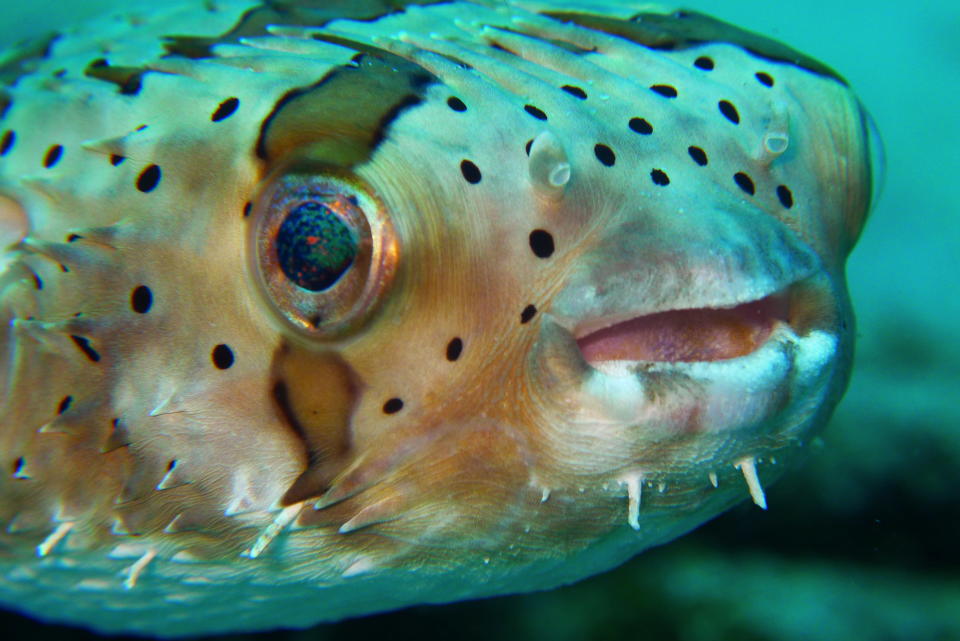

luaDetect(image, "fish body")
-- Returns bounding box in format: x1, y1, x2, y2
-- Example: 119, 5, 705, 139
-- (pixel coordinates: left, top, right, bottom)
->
0, 1, 876, 635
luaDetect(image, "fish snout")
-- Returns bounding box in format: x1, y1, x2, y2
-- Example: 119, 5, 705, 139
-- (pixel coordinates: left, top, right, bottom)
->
526, 206, 852, 478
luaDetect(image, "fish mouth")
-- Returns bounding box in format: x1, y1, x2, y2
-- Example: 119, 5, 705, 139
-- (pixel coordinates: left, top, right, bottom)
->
575, 292, 791, 367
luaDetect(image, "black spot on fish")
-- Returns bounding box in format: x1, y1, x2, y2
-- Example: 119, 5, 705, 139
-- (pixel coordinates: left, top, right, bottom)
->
71, 336, 101, 363
777, 185, 794, 208
0, 130, 15, 155
521, 304, 537, 324
446, 338, 463, 362
43, 145, 63, 168
734, 172, 756, 195
694, 56, 714, 70
629, 118, 653, 135
211, 97, 240, 122
719, 100, 740, 124
688, 146, 708, 166
136, 165, 162, 192
650, 84, 678, 98
561, 85, 587, 99
529, 230, 555, 258
651, 169, 670, 186
594, 144, 616, 167
755, 72, 775, 87
447, 96, 467, 112
524, 104, 548, 120
212, 344, 234, 369
131, 286, 152, 314
383, 398, 404, 414
461, 159, 482, 184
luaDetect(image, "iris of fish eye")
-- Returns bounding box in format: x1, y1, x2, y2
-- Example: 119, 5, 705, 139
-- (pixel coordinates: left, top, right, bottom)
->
276, 202, 358, 291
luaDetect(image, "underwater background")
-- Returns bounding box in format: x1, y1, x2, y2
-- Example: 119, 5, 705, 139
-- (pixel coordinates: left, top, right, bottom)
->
1, 0, 958, 639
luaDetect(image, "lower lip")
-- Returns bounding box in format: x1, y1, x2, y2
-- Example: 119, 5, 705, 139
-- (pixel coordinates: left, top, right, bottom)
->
575, 294, 790, 365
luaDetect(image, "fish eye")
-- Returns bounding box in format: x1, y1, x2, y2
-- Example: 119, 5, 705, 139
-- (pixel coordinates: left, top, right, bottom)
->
276, 201, 358, 291
249, 169, 396, 338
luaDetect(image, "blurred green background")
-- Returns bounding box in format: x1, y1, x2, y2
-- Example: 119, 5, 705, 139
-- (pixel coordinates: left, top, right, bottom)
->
2, 1, 958, 640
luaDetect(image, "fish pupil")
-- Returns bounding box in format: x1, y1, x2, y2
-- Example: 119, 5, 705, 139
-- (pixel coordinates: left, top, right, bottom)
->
276, 202, 357, 292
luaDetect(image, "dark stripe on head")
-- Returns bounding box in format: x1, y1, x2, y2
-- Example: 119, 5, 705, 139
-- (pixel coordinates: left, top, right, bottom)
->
270, 341, 357, 506
165, 0, 454, 59
541, 9, 847, 85
256, 46, 436, 167
0, 32, 61, 87
83, 59, 146, 95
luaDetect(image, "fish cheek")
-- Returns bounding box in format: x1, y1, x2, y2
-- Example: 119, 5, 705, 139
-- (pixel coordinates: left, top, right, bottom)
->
269, 341, 358, 506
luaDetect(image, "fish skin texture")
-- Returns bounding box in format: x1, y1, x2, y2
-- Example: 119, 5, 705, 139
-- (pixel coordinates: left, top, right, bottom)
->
0, 0, 876, 635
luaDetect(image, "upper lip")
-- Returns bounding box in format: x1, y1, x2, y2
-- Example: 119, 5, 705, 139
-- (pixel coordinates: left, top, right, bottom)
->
548, 208, 822, 361
573, 291, 793, 364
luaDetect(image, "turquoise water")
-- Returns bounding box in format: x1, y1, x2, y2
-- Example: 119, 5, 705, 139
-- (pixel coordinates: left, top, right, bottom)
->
2, 2, 959, 640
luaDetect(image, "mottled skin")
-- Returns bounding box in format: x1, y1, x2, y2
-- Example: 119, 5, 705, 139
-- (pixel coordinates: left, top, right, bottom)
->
0, 0, 875, 635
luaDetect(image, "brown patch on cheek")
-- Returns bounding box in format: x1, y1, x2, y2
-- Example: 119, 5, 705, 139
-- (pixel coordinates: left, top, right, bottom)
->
269, 340, 360, 505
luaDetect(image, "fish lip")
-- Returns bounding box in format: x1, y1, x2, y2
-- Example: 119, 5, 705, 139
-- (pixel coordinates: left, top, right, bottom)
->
574, 290, 790, 369
567, 286, 793, 343
566, 272, 827, 368
562, 265, 816, 341
549, 198, 824, 348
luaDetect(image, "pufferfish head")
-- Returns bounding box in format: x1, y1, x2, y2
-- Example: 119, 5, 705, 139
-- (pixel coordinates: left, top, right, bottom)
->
243, 9, 876, 537
0, 1, 879, 636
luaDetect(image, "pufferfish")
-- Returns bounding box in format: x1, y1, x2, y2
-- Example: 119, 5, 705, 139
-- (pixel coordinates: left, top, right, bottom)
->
0, 0, 878, 636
